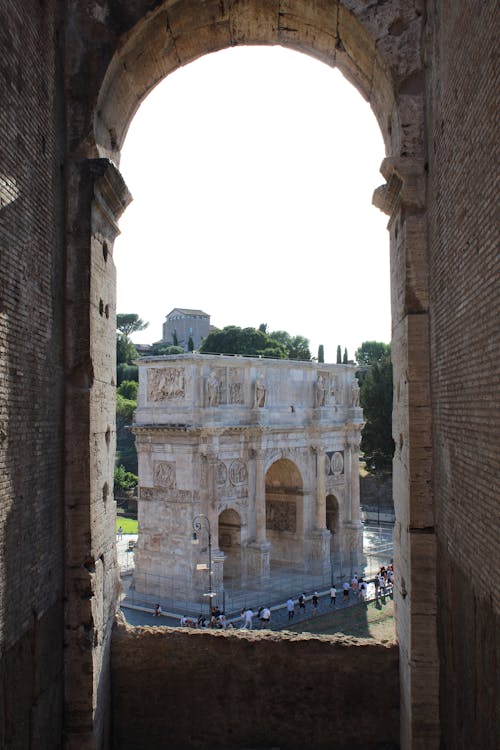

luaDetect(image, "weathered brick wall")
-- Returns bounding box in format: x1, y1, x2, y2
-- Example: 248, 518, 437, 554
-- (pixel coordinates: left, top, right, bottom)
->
112, 619, 399, 750
1, 1, 498, 748
425, 2, 499, 748
0, 1, 65, 746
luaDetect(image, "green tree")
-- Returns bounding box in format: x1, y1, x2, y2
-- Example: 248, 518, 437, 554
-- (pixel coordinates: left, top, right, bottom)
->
117, 334, 138, 365
343, 347, 348, 364
115, 390, 137, 472
360, 354, 394, 469
116, 313, 149, 336
117, 380, 138, 401
200, 326, 288, 358
172, 330, 179, 346
336, 345, 342, 364
114, 464, 138, 494
188, 335, 194, 352
318, 344, 324, 363
117, 363, 138, 385
355, 340, 391, 366
150, 343, 185, 356
268, 330, 312, 361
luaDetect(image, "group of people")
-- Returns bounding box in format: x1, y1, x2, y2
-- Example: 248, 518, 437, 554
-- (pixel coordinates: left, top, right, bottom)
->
239, 605, 272, 629
338, 564, 395, 602
159, 562, 395, 629
178, 607, 232, 629
286, 591, 320, 620
344, 574, 369, 600
374, 564, 394, 597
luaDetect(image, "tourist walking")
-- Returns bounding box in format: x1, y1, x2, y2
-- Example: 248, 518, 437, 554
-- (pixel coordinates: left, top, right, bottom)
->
359, 580, 367, 600
311, 592, 319, 615
242, 607, 254, 629
286, 597, 295, 620
260, 606, 271, 628
330, 585, 337, 606
298, 592, 307, 613
343, 581, 350, 600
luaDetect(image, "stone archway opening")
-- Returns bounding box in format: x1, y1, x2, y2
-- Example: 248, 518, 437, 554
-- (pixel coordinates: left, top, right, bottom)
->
218, 508, 242, 581
71, 2, 435, 746
326, 493, 340, 573
265, 458, 303, 570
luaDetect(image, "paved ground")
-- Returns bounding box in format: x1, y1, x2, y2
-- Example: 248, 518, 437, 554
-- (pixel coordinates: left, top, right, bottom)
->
117, 528, 395, 635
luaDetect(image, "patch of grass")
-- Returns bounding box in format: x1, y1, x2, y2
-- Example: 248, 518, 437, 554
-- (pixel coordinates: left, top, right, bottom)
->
288, 597, 395, 641
116, 516, 138, 534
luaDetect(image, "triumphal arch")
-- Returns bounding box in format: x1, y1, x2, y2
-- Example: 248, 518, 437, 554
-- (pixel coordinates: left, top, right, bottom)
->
132, 354, 364, 605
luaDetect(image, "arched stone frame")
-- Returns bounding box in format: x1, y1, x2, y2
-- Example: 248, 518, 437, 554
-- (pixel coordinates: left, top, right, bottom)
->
326, 492, 344, 577
218, 507, 244, 581
264, 457, 304, 566
63, 3, 435, 748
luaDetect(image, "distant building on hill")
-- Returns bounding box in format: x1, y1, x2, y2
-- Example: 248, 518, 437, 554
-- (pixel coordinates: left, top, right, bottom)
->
162, 307, 210, 351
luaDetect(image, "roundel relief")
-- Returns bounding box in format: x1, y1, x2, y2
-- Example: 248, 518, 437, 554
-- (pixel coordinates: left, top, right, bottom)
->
229, 459, 247, 485
325, 451, 344, 476
332, 452, 344, 475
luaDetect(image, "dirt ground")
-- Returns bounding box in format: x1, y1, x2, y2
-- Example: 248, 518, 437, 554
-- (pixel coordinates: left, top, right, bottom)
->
287, 596, 396, 642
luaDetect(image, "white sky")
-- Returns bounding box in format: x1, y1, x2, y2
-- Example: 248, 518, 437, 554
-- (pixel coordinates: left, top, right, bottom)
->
115, 45, 390, 363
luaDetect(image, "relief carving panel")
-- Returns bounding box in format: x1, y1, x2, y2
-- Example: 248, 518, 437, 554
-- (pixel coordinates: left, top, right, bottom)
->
228, 368, 244, 404
147, 368, 185, 401
215, 461, 227, 486
229, 459, 247, 485
266, 499, 296, 532
154, 461, 176, 488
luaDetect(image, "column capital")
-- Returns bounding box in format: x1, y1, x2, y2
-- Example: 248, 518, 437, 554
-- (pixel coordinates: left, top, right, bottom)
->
310, 444, 325, 455
249, 447, 264, 460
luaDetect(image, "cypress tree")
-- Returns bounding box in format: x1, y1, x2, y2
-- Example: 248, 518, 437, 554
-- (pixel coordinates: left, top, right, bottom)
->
318, 344, 324, 363
343, 347, 348, 364
336, 345, 342, 364
188, 336, 194, 352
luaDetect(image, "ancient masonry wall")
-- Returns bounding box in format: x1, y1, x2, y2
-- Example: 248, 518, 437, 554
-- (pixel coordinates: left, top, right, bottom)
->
0, 1, 66, 746
111, 620, 399, 750
426, 3, 499, 748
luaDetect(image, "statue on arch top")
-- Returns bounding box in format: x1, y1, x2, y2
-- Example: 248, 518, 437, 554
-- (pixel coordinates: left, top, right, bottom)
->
254, 373, 266, 408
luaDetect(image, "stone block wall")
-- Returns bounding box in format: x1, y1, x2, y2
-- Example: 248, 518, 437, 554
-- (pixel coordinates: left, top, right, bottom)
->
1, 1, 498, 748
425, 2, 499, 748
0, 1, 65, 746
360, 473, 394, 510
112, 619, 399, 750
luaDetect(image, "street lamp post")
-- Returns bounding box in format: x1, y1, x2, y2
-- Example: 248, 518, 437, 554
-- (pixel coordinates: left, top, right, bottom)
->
192, 514, 216, 617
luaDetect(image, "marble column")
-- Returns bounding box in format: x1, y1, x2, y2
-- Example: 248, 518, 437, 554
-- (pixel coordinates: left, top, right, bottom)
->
348, 437, 361, 525
246, 447, 270, 578
304, 446, 331, 576
314, 446, 327, 530
254, 448, 266, 543
342, 437, 364, 571
200, 449, 225, 602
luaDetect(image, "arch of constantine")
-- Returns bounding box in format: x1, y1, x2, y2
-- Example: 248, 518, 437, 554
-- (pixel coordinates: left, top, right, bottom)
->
133, 355, 364, 607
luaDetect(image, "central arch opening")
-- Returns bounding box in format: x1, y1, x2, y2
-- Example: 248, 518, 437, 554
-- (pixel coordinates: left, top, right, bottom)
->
265, 458, 303, 569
